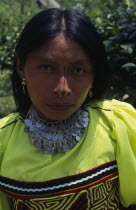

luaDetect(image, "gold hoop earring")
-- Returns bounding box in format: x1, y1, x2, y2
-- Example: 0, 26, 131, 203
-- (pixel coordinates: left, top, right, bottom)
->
22, 78, 26, 94
88, 88, 93, 98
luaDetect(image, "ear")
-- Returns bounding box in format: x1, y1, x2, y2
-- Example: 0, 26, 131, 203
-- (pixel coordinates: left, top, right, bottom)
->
15, 57, 25, 79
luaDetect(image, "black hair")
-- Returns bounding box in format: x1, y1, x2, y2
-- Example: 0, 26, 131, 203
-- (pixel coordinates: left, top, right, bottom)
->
11, 8, 111, 117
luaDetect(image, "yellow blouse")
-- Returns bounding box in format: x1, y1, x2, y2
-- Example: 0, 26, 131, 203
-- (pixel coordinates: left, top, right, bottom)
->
0, 99, 136, 209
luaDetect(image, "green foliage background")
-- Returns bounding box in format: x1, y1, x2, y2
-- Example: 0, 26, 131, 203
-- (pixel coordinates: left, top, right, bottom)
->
0, 0, 136, 118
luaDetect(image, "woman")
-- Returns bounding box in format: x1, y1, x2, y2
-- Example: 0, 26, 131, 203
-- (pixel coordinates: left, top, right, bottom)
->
0, 8, 136, 210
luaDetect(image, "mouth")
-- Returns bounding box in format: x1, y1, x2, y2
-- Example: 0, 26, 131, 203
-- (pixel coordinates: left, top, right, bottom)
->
46, 104, 74, 111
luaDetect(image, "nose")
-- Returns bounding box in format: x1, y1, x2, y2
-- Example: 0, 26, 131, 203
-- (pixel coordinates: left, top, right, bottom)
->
53, 75, 71, 98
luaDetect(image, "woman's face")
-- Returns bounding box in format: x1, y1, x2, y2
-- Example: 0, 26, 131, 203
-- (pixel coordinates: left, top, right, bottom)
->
18, 34, 94, 120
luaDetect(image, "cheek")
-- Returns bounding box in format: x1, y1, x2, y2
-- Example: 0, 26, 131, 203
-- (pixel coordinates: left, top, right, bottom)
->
75, 78, 93, 101
25, 69, 54, 91
78, 75, 93, 92
77, 87, 90, 101
25, 76, 49, 102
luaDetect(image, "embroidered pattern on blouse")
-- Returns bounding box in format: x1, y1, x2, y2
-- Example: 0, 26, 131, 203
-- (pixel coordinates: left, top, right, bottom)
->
12, 179, 121, 210
0, 161, 122, 209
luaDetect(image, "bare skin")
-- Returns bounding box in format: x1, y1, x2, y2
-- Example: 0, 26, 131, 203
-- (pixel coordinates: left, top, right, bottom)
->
17, 34, 94, 121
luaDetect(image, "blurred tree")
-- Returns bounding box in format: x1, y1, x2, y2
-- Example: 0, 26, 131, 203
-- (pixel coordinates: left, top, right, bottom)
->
57, 0, 133, 13
36, 0, 60, 8
21, 0, 25, 14
94, 1, 136, 106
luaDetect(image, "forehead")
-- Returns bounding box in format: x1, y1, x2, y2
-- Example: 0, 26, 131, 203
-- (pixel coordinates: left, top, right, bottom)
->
27, 34, 91, 62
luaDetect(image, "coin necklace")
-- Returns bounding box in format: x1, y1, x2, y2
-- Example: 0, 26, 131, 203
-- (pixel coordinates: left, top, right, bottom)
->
24, 105, 89, 154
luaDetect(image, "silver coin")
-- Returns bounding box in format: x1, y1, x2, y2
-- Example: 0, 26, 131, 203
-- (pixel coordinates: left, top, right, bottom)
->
52, 135, 58, 141
82, 111, 88, 117
40, 131, 46, 138
83, 118, 89, 122
46, 134, 52, 140
75, 122, 82, 128
79, 121, 84, 126
32, 124, 37, 130
36, 122, 43, 128
63, 144, 70, 151
25, 119, 32, 127
76, 136, 81, 141
78, 115, 83, 122
83, 123, 88, 128
72, 133, 77, 136
29, 125, 34, 132
39, 124, 46, 130
58, 134, 63, 141
74, 129, 80, 134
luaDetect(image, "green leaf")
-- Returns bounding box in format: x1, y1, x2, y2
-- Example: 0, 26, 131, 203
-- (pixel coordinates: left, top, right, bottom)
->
107, 14, 112, 19
121, 45, 133, 54
106, 26, 114, 30
121, 63, 136, 68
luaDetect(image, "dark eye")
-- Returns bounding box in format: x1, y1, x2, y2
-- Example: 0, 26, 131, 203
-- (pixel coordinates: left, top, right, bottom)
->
40, 65, 53, 71
72, 67, 86, 73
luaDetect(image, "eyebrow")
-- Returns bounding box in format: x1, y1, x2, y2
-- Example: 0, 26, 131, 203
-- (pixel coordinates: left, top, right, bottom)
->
33, 56, 56, 64
70, 60, 90, 65
33, 55, 91, 65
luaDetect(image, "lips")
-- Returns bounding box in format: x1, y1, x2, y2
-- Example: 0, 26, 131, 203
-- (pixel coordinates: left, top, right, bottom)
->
50, 104, 73, 107
47, 103, 74, 107
46, 104, 74, 111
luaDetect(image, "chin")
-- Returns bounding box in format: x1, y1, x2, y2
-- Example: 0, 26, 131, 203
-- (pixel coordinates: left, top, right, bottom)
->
46, 113, 73, 121
35, 105, 79, 121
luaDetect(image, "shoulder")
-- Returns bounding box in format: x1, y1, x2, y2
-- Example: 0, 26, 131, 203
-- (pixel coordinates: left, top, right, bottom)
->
0, 113, 24, 156
90, 99, 136, 119
0, 113, 23, 130
89, 99, 136, 131
90, 99, 135, 112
